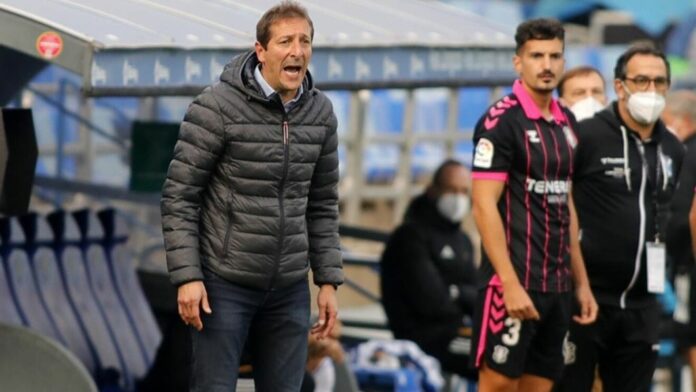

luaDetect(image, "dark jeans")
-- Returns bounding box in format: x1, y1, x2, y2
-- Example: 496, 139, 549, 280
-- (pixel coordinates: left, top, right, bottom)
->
190, 270, 311, 392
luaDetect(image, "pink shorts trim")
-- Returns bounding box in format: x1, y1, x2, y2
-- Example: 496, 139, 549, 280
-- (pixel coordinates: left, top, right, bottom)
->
475, 275, 503, 367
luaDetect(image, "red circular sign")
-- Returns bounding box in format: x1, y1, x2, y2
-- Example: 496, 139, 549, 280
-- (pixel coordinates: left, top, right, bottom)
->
36, 32, 63, 60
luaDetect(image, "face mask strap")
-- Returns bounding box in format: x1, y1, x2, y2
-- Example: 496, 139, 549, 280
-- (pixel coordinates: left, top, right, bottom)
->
621, 81, 634, 99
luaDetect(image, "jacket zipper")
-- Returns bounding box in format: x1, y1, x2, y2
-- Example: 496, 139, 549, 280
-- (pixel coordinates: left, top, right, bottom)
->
619, 137, 648, 309
268, 116, 290, 290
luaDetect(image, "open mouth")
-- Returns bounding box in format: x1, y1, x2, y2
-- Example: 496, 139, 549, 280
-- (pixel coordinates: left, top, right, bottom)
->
283, 65, 302, 75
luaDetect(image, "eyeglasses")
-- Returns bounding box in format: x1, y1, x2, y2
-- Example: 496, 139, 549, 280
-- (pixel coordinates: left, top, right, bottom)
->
623, 76, 670, 91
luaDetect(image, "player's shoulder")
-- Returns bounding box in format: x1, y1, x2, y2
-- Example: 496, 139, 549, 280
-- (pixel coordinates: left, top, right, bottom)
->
475, 93, 523, 133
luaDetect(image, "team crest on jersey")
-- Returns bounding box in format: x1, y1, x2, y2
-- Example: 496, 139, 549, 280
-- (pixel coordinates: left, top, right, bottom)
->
563, 126, 577, 149
474, 138, 494, 168
492, 345, 509, 364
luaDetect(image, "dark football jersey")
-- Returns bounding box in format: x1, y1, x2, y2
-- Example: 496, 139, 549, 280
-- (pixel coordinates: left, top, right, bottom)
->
472, 80, 578, 293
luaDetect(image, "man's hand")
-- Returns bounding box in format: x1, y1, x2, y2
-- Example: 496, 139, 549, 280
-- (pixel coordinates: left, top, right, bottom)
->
502, 281, 540, 320
311, 284, 338, 339
573, 284, 598, 324
177, 281, 212, 331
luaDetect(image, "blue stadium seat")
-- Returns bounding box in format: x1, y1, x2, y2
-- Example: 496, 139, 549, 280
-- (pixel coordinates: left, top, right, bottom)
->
366, 90, 406, 135
47, 210, 129, 389
458, 87, 492, 131
72, 209, 105, 242
71, 210, 149, 381
354, 368, 423, 392
324, 90, 350, 138
0, 220, 23, 325
2, 216, 63, 343
18, 213, 97, 375
0, 263, 22, 325
411, 142, 446, 180
454, 141, 475, 169
364, 90, 405, 183
5, 248, 61, 339
97, 208, 162, 365
83, 243, 148, 382
413, 89, 448, 134
33, 247, 97, 375
363, 144, 399, 183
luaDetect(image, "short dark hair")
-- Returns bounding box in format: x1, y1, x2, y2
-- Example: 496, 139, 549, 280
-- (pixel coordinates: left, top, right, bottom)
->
514, 18, 565, 54
256, 1, 314, 48
557, 66, 605, 98
613, 43, 671, 83
431, 159, 465, 188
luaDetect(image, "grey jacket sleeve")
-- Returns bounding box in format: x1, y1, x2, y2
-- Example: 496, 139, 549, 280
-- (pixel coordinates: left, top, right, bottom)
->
161, 88, 225, 287
306, 108, 343, 287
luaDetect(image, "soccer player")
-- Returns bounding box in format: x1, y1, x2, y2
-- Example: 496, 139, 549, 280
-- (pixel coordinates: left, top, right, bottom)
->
470, 18, 597, 392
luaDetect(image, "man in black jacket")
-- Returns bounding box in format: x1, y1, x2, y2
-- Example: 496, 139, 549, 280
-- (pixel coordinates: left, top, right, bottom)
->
663, 90, 696, 387
160, 2, 342, 390
557, 45, 685, 392
381, 159, 478, 378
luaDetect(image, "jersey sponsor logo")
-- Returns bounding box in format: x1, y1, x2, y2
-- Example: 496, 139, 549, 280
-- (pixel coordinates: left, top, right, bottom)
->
604, 167, 627, 179
474, 138, 494, 168
600, 157, 626, 165
525, 179, 570, 194
526, 130, 541, 143
492, 345, 509, 364
547, 194, 568, 204
563, 126, 577, 149
601, 157, 629, 179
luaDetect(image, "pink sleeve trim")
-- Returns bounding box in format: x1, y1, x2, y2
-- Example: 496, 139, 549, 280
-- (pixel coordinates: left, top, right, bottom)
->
472, 172, 508, 181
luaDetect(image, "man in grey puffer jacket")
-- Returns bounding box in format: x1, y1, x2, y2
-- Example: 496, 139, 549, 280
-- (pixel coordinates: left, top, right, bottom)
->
160, 2, 343, 390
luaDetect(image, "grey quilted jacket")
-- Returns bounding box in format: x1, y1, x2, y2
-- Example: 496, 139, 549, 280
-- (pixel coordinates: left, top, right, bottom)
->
161, 50, 343, 290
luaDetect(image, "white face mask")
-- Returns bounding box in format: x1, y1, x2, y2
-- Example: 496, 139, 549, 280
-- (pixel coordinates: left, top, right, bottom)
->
570, 96, 605, 121
436, 193, 470, 223
623, 85, 666, 125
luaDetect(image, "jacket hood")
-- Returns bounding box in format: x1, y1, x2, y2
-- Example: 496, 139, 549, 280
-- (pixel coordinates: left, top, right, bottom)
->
594, 102, 621, 131
403, 193, 461, 231
219, 50, 315, 103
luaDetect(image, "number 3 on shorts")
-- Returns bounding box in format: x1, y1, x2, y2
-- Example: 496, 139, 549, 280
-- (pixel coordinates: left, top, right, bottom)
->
502, 317, 521, 346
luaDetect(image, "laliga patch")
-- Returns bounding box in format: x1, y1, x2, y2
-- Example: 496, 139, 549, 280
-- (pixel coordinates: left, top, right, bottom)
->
563, 126, 577, 149
474, 138, 494, 168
